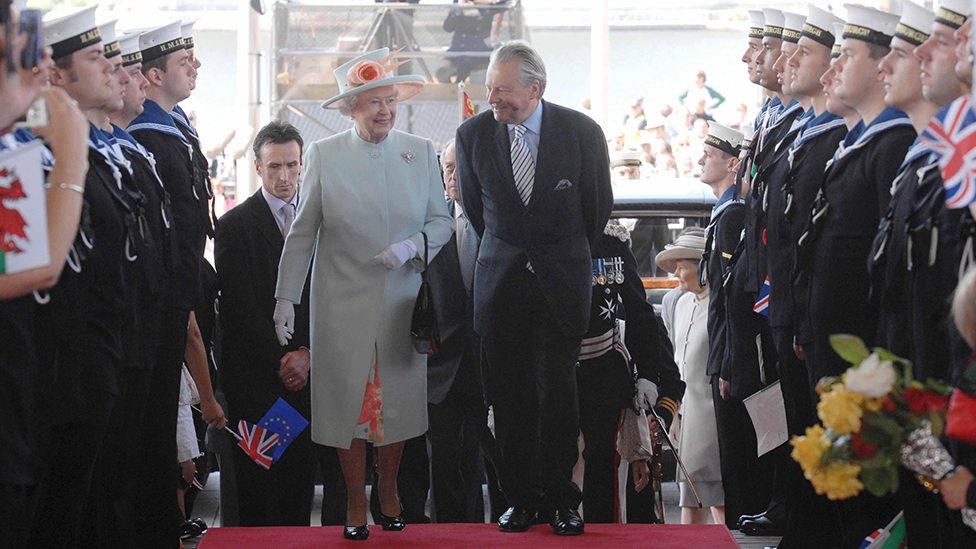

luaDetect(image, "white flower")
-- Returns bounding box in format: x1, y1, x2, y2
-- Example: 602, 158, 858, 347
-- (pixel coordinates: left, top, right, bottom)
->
844, 353, 897, 398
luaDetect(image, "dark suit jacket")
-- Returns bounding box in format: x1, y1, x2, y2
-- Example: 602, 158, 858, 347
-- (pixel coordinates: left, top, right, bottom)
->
426, 201, 482, 405
215, 190, 312, 423
455, 100, 613, 338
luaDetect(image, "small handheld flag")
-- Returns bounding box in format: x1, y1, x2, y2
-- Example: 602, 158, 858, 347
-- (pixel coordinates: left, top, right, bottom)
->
917, 96, 976, 209
753, 276, 770, 317
258, 398, 310, 463
237, 420, 279, 470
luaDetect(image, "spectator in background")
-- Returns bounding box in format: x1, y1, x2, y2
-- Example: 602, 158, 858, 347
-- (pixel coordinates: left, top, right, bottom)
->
678, 69, 726, 112
610, 150, 642, 180
691, 98, 716, 124
622, 97, 647, 149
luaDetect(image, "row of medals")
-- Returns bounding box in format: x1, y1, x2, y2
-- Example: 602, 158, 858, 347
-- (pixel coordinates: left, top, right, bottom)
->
592, 257, 625, 286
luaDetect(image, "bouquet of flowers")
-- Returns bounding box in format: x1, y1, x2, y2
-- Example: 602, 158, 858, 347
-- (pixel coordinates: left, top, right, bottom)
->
790, 334, 952, 501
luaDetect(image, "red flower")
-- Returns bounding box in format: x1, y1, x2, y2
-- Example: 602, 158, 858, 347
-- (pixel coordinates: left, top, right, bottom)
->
852, 431, 878, 459
902, 388, 950, 415
881, 397, 896, 412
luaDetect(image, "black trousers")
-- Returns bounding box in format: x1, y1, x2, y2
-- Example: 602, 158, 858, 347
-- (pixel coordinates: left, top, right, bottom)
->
483, 271, 583, 511
427, 375, 503, 523
315, 443, 349, 526
28, 388, 116, 549
577, 353, 628, 524
0, 484, 32, 547
711, 374, 773, 529
82, 365, 153, 548
233, 428, 316, 526
131, 307, 189, 548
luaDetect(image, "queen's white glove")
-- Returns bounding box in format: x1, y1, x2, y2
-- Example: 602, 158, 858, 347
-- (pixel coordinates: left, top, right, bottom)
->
273, 299, 295, 346
373, 239, 418, 270
634, 378, 659, 412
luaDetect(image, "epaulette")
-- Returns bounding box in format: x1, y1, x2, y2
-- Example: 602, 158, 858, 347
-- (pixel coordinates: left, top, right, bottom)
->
604, 221, 630, 242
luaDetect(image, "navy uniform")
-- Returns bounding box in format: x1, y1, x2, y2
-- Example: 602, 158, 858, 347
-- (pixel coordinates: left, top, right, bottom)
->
795, 7, 914, 547
127, 21, 211, 547
577, 221, 684, 524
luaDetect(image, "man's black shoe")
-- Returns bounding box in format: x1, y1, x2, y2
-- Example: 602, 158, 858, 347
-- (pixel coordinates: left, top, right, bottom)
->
498, 506, 536, 533
741, 515, 786, 536
550, 508, 584, 536
737, 511, 765, 528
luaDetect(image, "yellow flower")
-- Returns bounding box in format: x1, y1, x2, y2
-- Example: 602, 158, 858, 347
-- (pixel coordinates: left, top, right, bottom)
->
809, 462, 864, 500
818, 386, 864, 435
790, 425, 830, 476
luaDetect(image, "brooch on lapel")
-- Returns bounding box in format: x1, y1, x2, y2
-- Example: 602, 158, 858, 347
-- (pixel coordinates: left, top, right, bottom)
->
401, 150, 415, 164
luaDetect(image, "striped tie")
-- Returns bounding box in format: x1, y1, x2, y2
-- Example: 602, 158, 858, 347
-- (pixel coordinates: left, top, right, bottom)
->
511, 124, 535, 205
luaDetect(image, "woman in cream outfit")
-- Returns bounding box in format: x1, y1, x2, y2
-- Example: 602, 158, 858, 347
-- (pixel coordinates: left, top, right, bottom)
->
273, 48, 453, 539
655, 229, 725, 525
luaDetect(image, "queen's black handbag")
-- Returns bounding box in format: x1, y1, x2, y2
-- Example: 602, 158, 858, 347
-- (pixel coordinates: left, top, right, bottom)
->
411, 232, 439, 354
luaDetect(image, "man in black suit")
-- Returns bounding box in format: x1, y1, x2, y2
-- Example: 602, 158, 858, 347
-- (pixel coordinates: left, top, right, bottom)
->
455, 40, 613, 535
426, 139, 503, 523
214, 120, 315, 526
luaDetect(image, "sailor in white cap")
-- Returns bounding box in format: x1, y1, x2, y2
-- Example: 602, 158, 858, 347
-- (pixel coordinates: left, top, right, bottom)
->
30, 7, 148, 548
820, 21, 861, 129
916, 0, 969, 107
796, 5, 917, 545
952, 13, 972, 85
773, 12, 808, 103
757, 5, 852, 547
697, 121, 772, 533
126, 20, 218, 548
609, 149, 641, 180
744, 10, 766, 93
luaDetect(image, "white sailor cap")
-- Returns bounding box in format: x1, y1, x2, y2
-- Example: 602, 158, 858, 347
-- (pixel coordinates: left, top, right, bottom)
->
119, 32, 143, 67
749, 10, 765, 39
742, 127, 755, 149
843, 4, 900, 47
704, 122, 744, 157
803, 6, 845, 50
180, 20, 196, 49
42, 6, 100, 60
139, 21, 184, 64
936, 0, 970, 29
98, 20, 120, 59
610, 150, 642, 168
895, 2, 936, 47
762, 8, 785, 39
832, 22, 845, 57
782, 12, 806, 43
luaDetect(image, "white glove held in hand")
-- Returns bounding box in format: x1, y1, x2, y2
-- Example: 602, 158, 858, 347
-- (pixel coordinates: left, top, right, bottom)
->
373, 239, 418, 270
273, 299, 295, 346
634, 378, 659, 412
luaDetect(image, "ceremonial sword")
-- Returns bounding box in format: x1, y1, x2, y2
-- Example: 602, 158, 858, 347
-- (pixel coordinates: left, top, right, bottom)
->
648, 407, 703, 509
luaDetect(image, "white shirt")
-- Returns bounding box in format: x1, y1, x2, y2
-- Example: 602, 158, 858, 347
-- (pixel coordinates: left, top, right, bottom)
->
261, 187, 298, 236
506, 100, 544, 165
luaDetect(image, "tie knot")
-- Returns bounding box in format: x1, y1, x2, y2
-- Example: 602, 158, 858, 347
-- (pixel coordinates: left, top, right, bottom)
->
514, 124, 527, 138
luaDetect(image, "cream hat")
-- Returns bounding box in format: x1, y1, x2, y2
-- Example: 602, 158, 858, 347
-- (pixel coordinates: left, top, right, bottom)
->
320, 48, 425, 110
895, 2, 936, 47
655, 230, 707, 274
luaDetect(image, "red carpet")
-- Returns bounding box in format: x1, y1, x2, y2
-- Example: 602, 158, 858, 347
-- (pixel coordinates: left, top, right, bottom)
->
197, 523, 738, 548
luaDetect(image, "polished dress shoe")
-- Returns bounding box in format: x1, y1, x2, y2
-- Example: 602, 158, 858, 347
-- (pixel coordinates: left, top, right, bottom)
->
550, 508, 584, 536
741, 515, 786, 536
497, 506, 537, 533
343, 524, 370, 541
378, 511, 406, 531
737, 511, 765, 528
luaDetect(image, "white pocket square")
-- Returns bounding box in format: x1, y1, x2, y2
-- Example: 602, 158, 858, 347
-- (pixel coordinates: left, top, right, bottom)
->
554, 179, 573, 191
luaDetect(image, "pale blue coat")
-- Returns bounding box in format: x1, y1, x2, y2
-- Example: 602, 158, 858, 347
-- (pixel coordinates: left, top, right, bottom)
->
275, 128, 453, 449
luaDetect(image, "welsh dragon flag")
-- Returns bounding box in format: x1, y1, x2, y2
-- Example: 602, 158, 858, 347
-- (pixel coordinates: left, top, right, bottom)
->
0, 140, 49, 274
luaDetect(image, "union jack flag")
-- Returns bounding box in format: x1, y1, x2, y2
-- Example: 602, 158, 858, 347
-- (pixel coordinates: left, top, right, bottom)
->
753, 276, 770, 317
237, 420, 279, 470
918, 96, 976, 209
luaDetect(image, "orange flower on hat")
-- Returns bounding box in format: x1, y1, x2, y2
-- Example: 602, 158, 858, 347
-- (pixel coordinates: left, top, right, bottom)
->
346, 49, 410, 88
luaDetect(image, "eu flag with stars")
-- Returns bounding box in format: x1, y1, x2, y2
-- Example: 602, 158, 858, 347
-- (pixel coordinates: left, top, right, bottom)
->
258, 398, 309, 463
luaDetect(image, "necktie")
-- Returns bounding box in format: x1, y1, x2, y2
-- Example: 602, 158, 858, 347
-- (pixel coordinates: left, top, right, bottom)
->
511, 124, 535, 206
456, 210, 466, 256
281, 203, 295, 237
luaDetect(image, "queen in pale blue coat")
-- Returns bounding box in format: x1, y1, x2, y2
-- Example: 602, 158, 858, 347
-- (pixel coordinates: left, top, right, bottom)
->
273, 48, 452, 537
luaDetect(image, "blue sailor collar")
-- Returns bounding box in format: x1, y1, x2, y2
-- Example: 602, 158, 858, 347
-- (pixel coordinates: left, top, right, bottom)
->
899, 134, 936, 171
113, 123, 166, 193
755, 98, 771, 129
789, 110, 845, 167
88, 124, 127, 189
0, 129, 54, 170
773, 99, 803, 127
709, 185, 743, 223
171, 104, 199, 139
836, 107, 912, 161
129, 99, 194, 160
